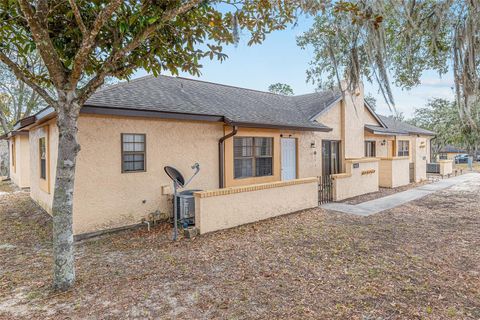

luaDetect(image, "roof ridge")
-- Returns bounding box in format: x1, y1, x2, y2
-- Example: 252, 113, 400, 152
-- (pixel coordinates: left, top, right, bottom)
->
173, 76, 286, 96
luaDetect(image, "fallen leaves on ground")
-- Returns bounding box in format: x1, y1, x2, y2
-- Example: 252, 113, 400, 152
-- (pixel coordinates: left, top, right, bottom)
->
0, 179, 479, 319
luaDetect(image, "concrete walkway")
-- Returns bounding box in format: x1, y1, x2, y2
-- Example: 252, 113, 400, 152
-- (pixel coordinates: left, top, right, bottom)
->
321, 173, 480, 216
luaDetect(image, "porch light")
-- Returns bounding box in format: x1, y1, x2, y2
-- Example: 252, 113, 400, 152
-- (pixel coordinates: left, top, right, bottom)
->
311, 142, 316, 148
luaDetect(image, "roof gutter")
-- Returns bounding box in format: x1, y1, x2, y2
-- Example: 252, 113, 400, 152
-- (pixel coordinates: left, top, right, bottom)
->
218, 125, 238, 188
229, 121, 332, 132
0, 130, 29, 140
81, 105, 224, 123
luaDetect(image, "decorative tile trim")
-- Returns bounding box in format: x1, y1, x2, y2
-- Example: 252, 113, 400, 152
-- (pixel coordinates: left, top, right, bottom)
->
194, 177, 319, 198
379, 156, 409, 161
344, 157, 379, 163
331, 173, 351, 180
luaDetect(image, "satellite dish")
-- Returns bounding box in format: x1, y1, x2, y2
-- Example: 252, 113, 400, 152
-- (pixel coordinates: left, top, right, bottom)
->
164, 166, 185, 188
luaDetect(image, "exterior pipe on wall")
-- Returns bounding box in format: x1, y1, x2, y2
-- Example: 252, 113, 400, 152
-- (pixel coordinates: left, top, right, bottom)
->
218, 126, 238, 188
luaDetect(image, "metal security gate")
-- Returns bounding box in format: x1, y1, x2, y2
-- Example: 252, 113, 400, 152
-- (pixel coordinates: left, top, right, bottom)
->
318, 175, 333, 205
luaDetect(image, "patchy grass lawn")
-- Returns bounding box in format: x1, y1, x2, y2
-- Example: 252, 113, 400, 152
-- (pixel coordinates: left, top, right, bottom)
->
0, 179, 479, 319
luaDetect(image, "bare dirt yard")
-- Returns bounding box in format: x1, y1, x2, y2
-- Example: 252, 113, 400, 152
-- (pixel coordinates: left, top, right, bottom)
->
1, 177, 479, 319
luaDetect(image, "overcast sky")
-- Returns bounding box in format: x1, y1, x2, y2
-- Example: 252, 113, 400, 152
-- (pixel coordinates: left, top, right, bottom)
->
134, 18, 455, 119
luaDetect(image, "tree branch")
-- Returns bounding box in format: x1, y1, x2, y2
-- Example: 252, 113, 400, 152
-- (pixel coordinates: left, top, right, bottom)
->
36, 0, 49, 26
77, 62, 134, 106
110, 0, 204, 65
68, 0, 87, 36
76, 0, 205, 105
69, 0, 123, 87
0, 109, 10, 134
0, 51, 57, 107
17, 0, 67, 87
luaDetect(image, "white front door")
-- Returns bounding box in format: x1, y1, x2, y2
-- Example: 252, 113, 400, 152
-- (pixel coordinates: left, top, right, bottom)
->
281, 138, 297, 180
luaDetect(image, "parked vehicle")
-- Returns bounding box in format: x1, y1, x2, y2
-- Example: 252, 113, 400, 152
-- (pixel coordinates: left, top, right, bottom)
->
455, 154, 469, 164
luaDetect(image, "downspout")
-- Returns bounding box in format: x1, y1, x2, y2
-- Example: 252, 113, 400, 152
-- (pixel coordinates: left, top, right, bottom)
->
218, 125, 238, 188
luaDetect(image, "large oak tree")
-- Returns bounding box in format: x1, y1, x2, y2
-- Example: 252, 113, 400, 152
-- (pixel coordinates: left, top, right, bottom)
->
298, 1, 480, 140
0, 0, 324, 291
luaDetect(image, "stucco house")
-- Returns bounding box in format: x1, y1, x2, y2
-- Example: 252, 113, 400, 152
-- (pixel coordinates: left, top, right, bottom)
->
2, 76, 435, 236
438, 145, 468, 160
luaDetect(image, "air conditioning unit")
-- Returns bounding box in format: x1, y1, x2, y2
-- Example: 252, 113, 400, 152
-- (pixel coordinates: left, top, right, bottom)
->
174, 189, 201, 227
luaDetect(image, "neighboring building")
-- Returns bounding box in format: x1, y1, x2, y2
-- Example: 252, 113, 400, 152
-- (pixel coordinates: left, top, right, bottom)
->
0, 139, 9, 178
365, 114, 435, 184
438, 145, 467, 160
1, 131, 30, 188
2, 76, 435, 236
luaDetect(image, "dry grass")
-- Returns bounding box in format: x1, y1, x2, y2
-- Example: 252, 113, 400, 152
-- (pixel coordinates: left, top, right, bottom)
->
0, 179, 16, 193
455, 162, 480, 172
0, 178, 479, 319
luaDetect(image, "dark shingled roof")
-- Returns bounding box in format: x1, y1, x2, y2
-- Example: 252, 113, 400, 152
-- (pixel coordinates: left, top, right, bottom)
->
366, 115, 435, 136
439, 145, 467, 153
85, 75, 341, 131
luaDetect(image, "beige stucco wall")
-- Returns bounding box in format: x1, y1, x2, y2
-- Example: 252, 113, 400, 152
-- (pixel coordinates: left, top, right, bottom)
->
24, 111, 362, 235
342, 85, 367, 159
378, 157, 410, 188
223, 125, 343, 188
194, 178, 318, 234
315, 101, 342, 140
439, 160, 453, 176
9, 135, 30, 188
412, 136, 428, 182
315, 85, 383, 171
364, 132, 396, 158
365, 132, 433, 183
363, 105, 380, 126
71, 115, 223, 234
332, 158, 379, 201
29, 120, 58, 213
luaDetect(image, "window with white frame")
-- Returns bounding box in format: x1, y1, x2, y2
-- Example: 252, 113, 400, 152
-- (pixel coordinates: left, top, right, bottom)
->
397, 140, 410, 157
121, 134, 146, 172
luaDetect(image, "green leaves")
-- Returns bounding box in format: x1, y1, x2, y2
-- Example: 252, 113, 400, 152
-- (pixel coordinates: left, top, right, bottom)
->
0, 0, 305, 94
268, 83, 294, 95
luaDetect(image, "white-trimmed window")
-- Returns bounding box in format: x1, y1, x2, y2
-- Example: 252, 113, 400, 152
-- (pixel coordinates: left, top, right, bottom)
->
398, 140, 410, 157
121, 134, 146, 173
234, 137, 273, 179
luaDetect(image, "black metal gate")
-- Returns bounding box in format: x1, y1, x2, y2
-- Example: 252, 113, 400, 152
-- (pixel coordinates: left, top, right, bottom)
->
318, 175, 333, 205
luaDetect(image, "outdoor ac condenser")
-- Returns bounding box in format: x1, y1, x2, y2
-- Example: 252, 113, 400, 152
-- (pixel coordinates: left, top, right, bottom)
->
174, 190, 200, 227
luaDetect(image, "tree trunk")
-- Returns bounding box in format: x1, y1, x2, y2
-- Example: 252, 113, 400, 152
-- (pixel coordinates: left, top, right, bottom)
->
52, 99, 81, 291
